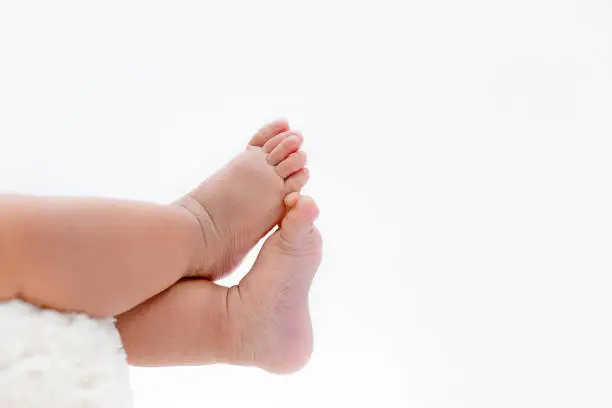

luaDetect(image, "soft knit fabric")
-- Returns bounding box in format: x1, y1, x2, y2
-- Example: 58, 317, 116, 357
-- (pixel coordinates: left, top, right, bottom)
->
0, 299, 132, 407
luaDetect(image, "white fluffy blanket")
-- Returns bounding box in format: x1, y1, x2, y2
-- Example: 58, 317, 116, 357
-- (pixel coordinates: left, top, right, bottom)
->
0, 300, 132, 407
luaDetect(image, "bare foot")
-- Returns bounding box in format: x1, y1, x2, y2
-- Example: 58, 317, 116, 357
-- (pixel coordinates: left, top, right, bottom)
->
115, 194, 321, 371
175, 120, 310, 280
226, 193, 323, 374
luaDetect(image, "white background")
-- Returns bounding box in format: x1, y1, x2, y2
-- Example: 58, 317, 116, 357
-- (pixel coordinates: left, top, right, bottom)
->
1, 1, 612, 407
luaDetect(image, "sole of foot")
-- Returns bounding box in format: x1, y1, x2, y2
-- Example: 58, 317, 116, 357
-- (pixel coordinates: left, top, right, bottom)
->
226, 193, 323, 374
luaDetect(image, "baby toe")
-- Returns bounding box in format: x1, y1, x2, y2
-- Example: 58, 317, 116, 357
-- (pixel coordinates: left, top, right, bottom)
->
276, 151, 308, 179
267, 134, 303, 166
249, 119, 290, 147
284, 168, 310, 194
263, 130, 302, 154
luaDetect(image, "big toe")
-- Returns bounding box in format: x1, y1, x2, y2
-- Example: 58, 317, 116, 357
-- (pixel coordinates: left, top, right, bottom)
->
280, 194, 322, 250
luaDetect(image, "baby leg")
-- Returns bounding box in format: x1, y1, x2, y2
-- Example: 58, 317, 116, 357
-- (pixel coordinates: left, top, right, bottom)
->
116, 279, 233, 366
116, 194, 322, 374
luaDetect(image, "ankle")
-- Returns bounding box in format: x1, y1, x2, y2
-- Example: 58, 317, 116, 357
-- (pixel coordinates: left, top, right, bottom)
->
219, 286, 259, 367
171, 195, 222, 276
196, 284, 246, 366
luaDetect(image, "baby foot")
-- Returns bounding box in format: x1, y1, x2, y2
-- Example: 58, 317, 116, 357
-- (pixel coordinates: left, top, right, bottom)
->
225, 193, 322, 374
175, 120, 310, 280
